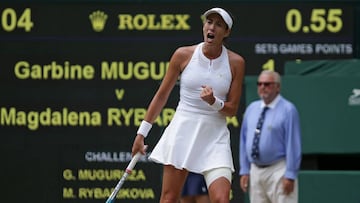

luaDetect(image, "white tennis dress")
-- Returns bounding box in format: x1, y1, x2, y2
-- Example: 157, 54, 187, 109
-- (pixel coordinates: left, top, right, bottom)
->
149, 42, 235, 173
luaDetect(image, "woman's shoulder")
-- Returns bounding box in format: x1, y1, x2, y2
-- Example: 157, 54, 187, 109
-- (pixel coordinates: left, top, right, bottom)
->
170, 44, 198, 72
227, 49, 245, 64
226, 49, 245, 78
174, 44, 197, 57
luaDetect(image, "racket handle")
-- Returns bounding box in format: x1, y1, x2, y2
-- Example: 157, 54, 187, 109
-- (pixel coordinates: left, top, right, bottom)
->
127, 145, 148, 171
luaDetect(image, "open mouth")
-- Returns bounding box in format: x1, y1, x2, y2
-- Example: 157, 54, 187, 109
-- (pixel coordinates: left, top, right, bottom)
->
207, 33, 215, 39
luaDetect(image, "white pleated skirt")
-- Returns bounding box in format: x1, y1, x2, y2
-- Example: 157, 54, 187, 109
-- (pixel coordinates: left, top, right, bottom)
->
149, 110, 235, 173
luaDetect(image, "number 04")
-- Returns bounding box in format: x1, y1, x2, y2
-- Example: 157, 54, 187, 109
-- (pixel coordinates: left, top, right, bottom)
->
1, 8, 33, 32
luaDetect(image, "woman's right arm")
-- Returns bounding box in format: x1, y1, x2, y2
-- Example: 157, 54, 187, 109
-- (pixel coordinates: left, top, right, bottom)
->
131, 46, 194, 156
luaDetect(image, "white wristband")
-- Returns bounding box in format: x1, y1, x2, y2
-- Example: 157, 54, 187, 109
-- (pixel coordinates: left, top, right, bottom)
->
137, 120, 152, 138
210, 96, 224, 111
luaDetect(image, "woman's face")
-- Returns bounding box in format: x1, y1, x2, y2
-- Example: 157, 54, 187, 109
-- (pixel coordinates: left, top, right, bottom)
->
203, 14, 230, 44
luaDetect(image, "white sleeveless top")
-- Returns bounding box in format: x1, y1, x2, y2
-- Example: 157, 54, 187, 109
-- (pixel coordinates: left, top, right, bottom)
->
177, 42, 232, 115
149, 43, 235, 173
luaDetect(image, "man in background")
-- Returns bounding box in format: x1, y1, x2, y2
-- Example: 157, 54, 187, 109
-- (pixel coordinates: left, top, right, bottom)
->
239, 70, 301, 203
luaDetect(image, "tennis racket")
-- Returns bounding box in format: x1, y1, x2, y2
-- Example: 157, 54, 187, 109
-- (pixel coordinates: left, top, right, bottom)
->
105, 147, 147, 203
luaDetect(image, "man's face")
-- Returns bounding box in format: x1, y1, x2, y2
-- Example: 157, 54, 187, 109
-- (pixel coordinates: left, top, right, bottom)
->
257, 74, 280, 104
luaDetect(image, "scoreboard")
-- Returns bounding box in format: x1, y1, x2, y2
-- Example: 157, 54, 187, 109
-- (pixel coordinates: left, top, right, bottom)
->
0, 3, 354, 74
0, 2, 356, 203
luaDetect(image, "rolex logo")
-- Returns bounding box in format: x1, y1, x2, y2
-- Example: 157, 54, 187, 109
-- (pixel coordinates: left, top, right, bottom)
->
89, 10, 108, 32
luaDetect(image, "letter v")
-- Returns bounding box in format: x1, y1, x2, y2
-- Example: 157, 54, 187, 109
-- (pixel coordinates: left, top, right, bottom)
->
115, 89, 125, 101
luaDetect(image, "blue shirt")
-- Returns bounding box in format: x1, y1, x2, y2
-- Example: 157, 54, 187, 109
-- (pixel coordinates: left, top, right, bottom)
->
239, 95, 302, 180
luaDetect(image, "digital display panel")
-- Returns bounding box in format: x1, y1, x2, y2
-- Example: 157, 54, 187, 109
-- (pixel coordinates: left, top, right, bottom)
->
0, 2, 355, 203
